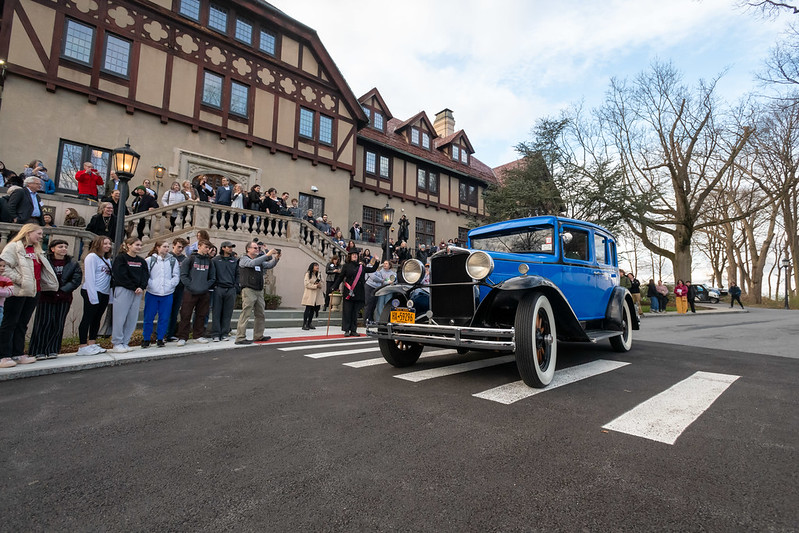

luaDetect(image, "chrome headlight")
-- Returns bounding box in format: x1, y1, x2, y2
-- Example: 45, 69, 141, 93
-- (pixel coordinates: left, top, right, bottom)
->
401, 259, 425, 284
466, 251, 494, 280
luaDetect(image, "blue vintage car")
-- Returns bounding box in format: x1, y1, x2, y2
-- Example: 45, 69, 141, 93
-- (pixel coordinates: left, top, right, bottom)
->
366, 216, 640, 388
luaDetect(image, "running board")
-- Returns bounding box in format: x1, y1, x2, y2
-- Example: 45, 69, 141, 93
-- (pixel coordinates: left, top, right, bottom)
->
585, 330, 623, 343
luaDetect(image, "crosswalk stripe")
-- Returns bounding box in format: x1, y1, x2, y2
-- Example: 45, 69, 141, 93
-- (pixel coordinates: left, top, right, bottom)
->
473, 360, 631, 404
305, 347, 380, 359
394, 355, 515, 382
279, 340, 377, 352
602, 371, 740, 445
344, 349, 457, 368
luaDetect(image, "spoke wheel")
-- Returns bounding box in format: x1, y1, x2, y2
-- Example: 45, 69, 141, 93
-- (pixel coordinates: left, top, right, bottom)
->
515, 293, 557, 388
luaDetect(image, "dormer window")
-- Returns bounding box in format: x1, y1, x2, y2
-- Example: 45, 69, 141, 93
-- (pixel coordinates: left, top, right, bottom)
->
373, 111, 384, 131
460, 150, 468, 164
452, 145, 460, 161
411, 128, 420, 145
422, 132, 430, 149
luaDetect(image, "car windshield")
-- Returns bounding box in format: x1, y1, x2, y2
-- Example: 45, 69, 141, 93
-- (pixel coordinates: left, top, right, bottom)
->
470, 225, 555, 254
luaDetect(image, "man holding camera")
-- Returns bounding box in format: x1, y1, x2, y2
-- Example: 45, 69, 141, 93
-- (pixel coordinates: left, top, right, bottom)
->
75, 162, 104, 200
235, 242, 280, 344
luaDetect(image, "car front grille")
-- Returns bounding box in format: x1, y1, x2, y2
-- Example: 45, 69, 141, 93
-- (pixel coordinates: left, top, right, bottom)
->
430, 252, 475, 326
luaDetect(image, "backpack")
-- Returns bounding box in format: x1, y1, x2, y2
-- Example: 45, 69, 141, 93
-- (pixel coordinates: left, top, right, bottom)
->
148, 254, 177, 275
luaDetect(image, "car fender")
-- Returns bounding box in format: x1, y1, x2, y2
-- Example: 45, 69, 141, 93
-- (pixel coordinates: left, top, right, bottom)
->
472, 275, 590, 342
605, 287, 640, 331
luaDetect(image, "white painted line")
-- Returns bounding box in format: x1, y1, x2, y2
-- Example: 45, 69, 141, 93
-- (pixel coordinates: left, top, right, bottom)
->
305, 347, 380, 359
279, 340, 377, 352
602, 371, 740, 445
394, 355, 515, 382
473, 360, 631, 404
344, 349, 456, 368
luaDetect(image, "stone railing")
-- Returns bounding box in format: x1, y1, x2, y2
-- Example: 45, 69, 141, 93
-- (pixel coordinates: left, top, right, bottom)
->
0, 223, 96, 258
123, 201, 347, 262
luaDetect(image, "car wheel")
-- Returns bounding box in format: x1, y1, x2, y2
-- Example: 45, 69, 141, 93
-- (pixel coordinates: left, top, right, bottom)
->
609, 300, 633, 352
515, 293, 557, 388
378, 306, 423, 367
710, 297, 719, 304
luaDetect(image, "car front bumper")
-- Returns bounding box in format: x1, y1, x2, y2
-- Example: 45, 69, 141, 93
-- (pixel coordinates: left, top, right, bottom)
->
366, 321, 515, 351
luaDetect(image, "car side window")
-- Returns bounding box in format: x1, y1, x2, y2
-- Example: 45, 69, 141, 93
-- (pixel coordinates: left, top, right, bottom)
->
608, 240, 617, 266
562, 227, 590, 262
595, 234, 607, 264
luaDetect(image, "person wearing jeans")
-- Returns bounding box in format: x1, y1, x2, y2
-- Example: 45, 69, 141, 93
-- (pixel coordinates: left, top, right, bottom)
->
142, 241, 180, 348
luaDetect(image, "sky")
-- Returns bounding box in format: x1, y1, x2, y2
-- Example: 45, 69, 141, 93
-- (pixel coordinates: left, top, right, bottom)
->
275, 0, 793, 169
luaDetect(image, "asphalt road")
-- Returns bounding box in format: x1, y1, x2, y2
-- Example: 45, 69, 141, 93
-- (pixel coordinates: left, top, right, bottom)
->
1, 312, 797, 532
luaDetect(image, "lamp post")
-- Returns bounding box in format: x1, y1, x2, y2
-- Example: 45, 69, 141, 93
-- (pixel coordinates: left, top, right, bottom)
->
380, 202, 394, 263
112, 141, 140, 256
153, 164, 166, 196
782, 257, 791, 310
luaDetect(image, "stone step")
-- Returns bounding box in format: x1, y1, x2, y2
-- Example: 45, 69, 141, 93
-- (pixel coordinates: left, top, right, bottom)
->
136, 307, 344, 328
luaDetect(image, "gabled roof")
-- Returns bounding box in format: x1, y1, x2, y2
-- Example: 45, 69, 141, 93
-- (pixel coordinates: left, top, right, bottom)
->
247, 2, 368, 126
359, 118, 497, 186
358, 88, 393, 120
434, 130, 475, 154
394, 111, 437, 137
492, 159, 525, 185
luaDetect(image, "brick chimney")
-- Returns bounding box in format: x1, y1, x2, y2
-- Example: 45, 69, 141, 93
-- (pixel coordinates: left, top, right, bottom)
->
434, 109, 455, 138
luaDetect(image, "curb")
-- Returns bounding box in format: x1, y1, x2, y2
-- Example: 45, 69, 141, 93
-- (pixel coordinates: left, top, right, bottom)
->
0, 331, 358, 382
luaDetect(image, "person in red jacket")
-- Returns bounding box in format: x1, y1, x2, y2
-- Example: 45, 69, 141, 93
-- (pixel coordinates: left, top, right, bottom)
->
75, 162, 104, 200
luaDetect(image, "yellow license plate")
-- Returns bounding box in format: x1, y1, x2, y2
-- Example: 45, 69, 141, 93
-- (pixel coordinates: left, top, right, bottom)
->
390, 308, 415, 324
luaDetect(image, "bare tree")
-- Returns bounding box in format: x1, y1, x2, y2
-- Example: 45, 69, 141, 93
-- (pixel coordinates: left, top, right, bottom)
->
596, 61, 755, 281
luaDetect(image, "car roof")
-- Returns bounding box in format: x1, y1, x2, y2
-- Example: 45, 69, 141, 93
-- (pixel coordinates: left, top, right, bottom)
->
468, 216, 615, 238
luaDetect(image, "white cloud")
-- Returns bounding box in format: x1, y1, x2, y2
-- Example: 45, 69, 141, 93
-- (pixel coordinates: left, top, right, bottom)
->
276, 0, 791, 167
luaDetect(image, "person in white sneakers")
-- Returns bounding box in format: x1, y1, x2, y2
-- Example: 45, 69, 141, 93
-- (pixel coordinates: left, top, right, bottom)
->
110, 237, 149, 353
141, 240, 180, 348
176, 239, 216, 346
76, 236, 113, 356
0, 224, 58, 366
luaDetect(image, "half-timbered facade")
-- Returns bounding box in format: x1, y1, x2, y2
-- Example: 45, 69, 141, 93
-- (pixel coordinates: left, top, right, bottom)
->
353, 89, 494, 246
0, 0, 367, 226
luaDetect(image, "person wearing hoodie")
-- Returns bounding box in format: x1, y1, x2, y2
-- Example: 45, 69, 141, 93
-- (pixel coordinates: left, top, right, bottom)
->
165, 237, 189, 342
209, 241, 239, 342
111, 237, 149, 353
141, 240, 181, 348
176, 240, 216, 346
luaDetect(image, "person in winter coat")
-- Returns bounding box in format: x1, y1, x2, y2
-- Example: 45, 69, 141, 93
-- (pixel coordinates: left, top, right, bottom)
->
674, 279, 688, 314
248, 185, 262, 212
131, 186, 158, 238
27, 239, 83, 359
397, 214, 409, 243
729, 282, 744, 309
63, 207, 86, 228
0, 224, 58, 367
333, 251, 378, 336
364, 260, 396, 323
301, 262, 325, 330
111, 237, 149, 353
74, 161, 104, 200
686, 280, 697, 313
76, 236, 113, 356
141, 240, 180, 348
85, 202, 117, 239
626, 272, 642, 318
0, 259, 16, 367
646, 279, 660, 313
195, 176, 215, 202
324, 255, 341, 310
656, 279, 669, 311
209, 241, 239, 342
162, 181, 187, 231
177, 240, 216, 346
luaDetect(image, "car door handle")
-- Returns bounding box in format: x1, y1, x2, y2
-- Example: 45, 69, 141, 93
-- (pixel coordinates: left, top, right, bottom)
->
593, 270, 604, 275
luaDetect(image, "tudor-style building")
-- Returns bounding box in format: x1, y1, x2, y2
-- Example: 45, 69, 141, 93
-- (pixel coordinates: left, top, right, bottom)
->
0, 0, 495, 254
353, 88, 495, 247
0, 0, 367, 225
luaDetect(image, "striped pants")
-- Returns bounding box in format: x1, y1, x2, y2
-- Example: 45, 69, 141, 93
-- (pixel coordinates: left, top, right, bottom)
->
28, 300, 72, 357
